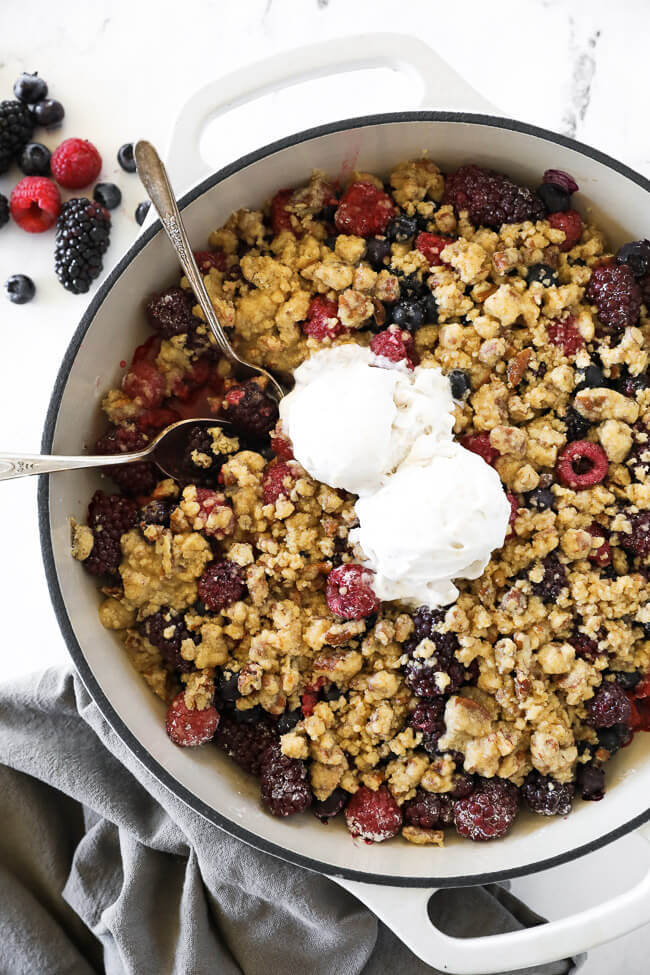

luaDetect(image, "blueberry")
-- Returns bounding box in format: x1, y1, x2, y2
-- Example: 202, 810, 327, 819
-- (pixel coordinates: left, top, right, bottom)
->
93, 182, 122, 210
118, 142, 136, 173
616, 240, 650, 279
323, 234, 337, 250
216, 672, 240, 704
277, 709, 302, 734
135, 201, 150, 225
536, 183, 570, 213
617, 371, 650, 398
612, 670, 642, 691
30, 98, 64, 129
13, 72, 48, 104
18, 141, 51, 176
4, 274, 35, 304
322, 683, 342, 702
449, 369, 471, 400
366, 236, 391, 269
399, 272, 426, 297
528, 487, 555, 511
420, 291, 438, 324
312, 787, 347, 821
576, 763, 605, 801
0, 194, 8, 229
391, 297, 425, 331
318, 203, 337, 223
575, 363, 605, 391
564, 406, 591, 442
526, 262, 559, 287
416, 211, 434, 231
386, 214, 418, 242
232, 704, 263, 724
597, 724, 630, 755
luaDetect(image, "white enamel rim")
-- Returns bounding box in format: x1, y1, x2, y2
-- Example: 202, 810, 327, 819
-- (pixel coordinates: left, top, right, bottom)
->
38, 33, 650, 975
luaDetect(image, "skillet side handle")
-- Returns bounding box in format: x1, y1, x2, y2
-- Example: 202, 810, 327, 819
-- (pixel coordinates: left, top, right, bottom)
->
165, 33, 498, 189
334, 852, 650, 975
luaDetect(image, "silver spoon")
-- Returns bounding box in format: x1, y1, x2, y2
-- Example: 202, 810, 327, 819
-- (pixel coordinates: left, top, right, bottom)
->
134, 140, 288, 400
0, 418, 231, 482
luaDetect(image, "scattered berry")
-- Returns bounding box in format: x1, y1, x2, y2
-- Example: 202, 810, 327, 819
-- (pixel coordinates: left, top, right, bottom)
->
556, 440, 608, 490
146, 287, 196, 338
586, 523, 611, 567
563, 406, 591, 443
118, 143, 136, 173
370, 325, 416, 367
50, 138, 101, 189
95, 424, 157, 496
548, 210, 583, 251
620, 511, 650, 558
166, 692, 219, 747
547, 318, 584, 355
536, 183, 569, 213
616, 240, 650, 278
262, 461, 295, 505
302, 295, 344, 341
215, 712, 278, 775
403, 789, 453, 829
13, 72, 48, 104
334, 182, 396, 237
386, 214, 417, 241
4, 274, 35, 304
543, 169, 579, 194
0, 99, 34, 172
82, 490, 138, 576
140, 608, 195, 673
135, 201, 150, 225
30, 98, 64, 129
569, 633, 601, 663
586, 263, 641, 331
454, 777, 519, 841
460, 432, 499, 466
521, 771, 574, 816
54, 198, 111, 293
93, 182, 121, 210
576, 763, 605, 801
18, 141, 51, 176
587, 682, 632, 728
415, 231, 452, 266
530, 553, 568, 602
326, 564, 380, 620
193, 250, 227, 273
0, 194, 7, 228
443, 164, 544, 228
10, 176, 60, 232
222, 379, 278, 436
526, 262, 559, 287
365, 236, 391, 269
198, 560, 246, 612
260, 741, 312, 816
312, 788, 348, 822
344, 786, 402, 842
270, 189, 294, 234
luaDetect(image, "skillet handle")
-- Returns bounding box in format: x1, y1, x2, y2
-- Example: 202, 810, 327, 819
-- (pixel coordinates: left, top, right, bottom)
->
334, 826, 650, 975
166, 33, 498, 189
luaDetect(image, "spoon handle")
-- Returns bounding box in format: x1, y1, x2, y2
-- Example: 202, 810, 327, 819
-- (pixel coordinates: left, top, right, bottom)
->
134, 140, 233, 360
0, 451, 147, 481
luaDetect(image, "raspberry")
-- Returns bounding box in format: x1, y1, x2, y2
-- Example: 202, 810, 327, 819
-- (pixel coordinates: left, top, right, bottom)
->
586, 523, 611, 567
171, 356, 211, 402
260, 741, 312, 816
415, 231, 453, 266
137, 407, 182, 434
83, 490, 138, 576
270, 189, 294, 234
312, 788, 348, 822
301, 295, 344, 341
139, 499, 173, 530
334, 182, 396, 237
556, 440, 608, 489
460, 432, 499, 466
586, 264, 641, 331
530, 553, 567, 602
547, 317, 585, 355
569, 632, 601, 663
193, 250, 227, 273
0, 100, 33, 173
587, 682, 632, 728
548, 209, 583, 251
122, 361, 166, 409
563, 406, 591, 443
269, 427, 294, 461
576, 763, 605, 801
140, 608, 195, 673
507, 492, 520, 530
370, 326, 416, 368
521, 771, 574, 816
403, 789, 454, 829
222, 379, 278, 437
198, 560, 246, 612
50, 138, 102, 189
146, 287, 197, 338
262, 461, 295, 505
344, 786, 402, 842
326, 564, 380, 620
453, 777, 519, 841
54, 198, 111, 293
95, 425, 157, 497
166, 692, 219, 747
443, 164, 544, 229
215, 713, 278, 775
9, 176, 61, 232
191, 488, 234, 538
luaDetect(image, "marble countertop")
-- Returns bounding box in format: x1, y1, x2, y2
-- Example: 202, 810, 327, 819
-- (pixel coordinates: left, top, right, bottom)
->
0, 1, 649, 972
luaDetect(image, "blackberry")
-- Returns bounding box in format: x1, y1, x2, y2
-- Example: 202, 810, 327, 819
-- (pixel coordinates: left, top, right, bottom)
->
29, 98, 64, 129
146, 286, 197, 338
135, 201, 150, 226
521, 771, 574, 816
536, 183, 570, 213
5, 274, 35, 304
198, 560, 246, 612
409, 700, 446, 738
215, 713, 278, 775
617, 371, 650, 399
576, 763, 605, 801
13, 72, 48, 104
570, 633, 601, 663
404, 655, 466, 698
222, 379, 278, 437
586, 264, 641, 332
386, 214, 418, 241
312, 788, 347, 822
83, 490, 138, 577
403, 789, 454, 829
616, 240, 650, 279
232, 705, 264, 724
449, 369, 471, 400
180, 425, 222, 485
366, 236, 391, 269
527, 487, 555, 511
443, 164, 545, 229
118, 143, 136, 173
18, 142, 51, 176
411, 606, 459, 658
94, 182, 122, 210
620, 511, 650, 558
260, 741, 312, 816
530, 553, 567, 602
139, 608, 195, 673
0, 194, 8, 228
138, 499, 173, 531
563, 406, 591, 442
95, 425, 157, 497
586, 682, 632, 728
451, 772, 476, 799
277, 708, 302, 734
54, 198, 111, 294
0, 100, 33, 173
526, 263, 559, 287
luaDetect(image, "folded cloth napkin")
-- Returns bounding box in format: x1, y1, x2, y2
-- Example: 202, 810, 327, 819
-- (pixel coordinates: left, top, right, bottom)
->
0, 667, 584, 975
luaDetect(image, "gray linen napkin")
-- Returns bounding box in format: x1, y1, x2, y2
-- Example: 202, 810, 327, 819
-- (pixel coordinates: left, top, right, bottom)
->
0, 667, 584, 975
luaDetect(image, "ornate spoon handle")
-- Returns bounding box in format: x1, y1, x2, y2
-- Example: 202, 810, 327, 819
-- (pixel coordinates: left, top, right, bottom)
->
0, 451, 146, 481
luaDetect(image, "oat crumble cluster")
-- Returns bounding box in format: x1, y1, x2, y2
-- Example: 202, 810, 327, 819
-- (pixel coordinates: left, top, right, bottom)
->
72, 158, 650, 845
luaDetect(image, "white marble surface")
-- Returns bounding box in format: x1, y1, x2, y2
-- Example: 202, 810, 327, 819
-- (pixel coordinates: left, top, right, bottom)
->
0, 1, 649, 972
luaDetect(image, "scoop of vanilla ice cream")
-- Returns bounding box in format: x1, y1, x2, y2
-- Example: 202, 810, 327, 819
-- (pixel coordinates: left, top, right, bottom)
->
279, 345, 455, 496
351, 438, 511, 608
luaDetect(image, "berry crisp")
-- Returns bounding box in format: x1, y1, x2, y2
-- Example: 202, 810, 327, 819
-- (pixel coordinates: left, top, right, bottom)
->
72, 159, 650, 846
